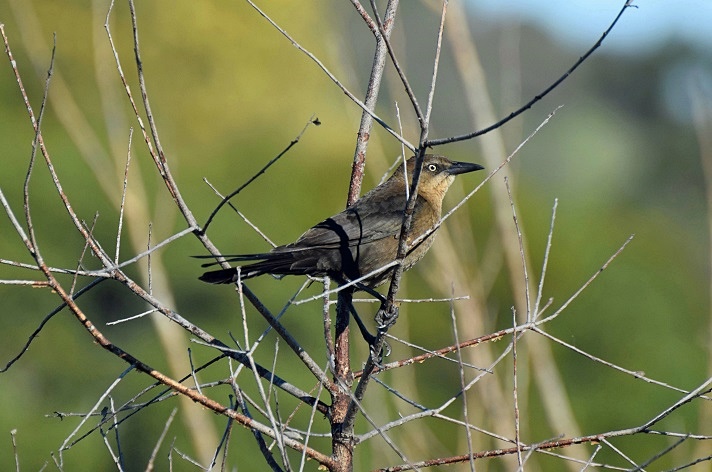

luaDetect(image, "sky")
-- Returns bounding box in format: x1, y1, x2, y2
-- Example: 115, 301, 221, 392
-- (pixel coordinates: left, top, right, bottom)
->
470, 0, 712, 55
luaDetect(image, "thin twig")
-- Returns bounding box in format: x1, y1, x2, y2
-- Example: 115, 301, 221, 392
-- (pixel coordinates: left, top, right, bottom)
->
202, 115, 319, 234
368, 0, 422, 126
535, 235, 634, 326
71, 214, 99, 296
354, 327, 511, 378
322, 277, 335, 373
203, 179, 277, 247
187, 348, 202, 396
246, 0, 414, 152
345, 295, 470, 304
532, 328, 701, 397
629, 434, 689, 472
505, 177, 530, 320
425, 0, 635, 147
533, 198, 558, 320
409, 106, 563, 251
10, 429, 20, 472
236, 269, 291, 468
292, 260, 399, 305
449, 283, 475, 471
511, 307, 523, 470
59, 366, 134, 459
422, 0, 448, 128
347, 0, 401, 204
115, 128, 133, 265
0, 278, 106, 372
230, 371, 283, 471
146, 408, 177, 472
384, 333, 487, 371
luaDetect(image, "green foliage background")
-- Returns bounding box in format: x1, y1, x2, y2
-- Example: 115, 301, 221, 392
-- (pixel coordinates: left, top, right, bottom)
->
0, 0, 710, 470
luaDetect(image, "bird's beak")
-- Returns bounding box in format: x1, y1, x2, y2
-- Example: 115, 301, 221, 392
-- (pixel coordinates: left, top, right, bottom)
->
446, 161, 485, 175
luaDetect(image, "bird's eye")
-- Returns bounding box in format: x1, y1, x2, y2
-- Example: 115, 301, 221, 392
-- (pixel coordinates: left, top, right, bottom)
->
427, 164, 438, 172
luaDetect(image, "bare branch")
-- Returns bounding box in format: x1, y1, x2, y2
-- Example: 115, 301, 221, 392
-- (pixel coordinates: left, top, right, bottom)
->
347, 0, 402, 205
202, 115, 319, 234
246, 0, 414, 153
533, 198, 558, 320
535, 235, 634, 326
114, 128, 133, 265
425, 0, 635, 147
146, 408, 178, 472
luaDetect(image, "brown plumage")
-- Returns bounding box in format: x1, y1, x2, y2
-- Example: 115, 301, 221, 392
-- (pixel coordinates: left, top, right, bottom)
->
199, 155, 483, 289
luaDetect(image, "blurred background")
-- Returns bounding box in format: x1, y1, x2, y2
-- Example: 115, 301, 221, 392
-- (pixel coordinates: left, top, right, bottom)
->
1, 0, 711, 470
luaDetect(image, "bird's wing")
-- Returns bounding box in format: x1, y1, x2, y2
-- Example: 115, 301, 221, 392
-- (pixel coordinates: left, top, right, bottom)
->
194, 202, 407, 267
282, 195, 417, 252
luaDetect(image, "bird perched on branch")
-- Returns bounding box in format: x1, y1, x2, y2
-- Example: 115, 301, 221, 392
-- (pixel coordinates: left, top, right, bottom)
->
199, 154, 483, 343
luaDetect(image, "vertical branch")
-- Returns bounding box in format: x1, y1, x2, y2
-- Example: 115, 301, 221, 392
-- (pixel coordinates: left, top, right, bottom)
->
421, 0, 448, 132
332, 2, 400, 469
1, 24, 56, 263
332, 289, 355, 470
346, 0, 450, 428
245, 0, 413, 153
449, 284, 475, 470
506, 177, 531, 319
368, 0, 423, 127
512, 307, 523, 470
114, 128, 133, 265
533, 199, 558, 319
386, 0, 449, 311
346, 0, 400, 205
127, 0, 165, 170
506, 178, 526, 468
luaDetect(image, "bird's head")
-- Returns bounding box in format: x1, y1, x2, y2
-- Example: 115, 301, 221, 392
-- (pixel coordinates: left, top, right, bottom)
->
396, 154, 484, 205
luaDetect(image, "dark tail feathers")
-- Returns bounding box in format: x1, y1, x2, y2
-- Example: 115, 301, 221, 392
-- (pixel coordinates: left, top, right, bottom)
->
196, 252, 275, 284
198, 253, 299, 284
199, 268, 240, 284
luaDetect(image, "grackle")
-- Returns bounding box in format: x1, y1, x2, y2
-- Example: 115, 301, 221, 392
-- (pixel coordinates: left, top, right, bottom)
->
199, 154, 484, 344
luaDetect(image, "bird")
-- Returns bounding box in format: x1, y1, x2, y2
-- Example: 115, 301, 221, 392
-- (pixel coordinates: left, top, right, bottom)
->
199, 154, 483, 290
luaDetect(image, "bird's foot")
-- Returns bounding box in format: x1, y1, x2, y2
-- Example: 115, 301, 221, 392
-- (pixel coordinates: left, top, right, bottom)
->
375, 303, 399, 330
357, 325, 390, 363
369, 338, 391, 366
348, 298, 395, 362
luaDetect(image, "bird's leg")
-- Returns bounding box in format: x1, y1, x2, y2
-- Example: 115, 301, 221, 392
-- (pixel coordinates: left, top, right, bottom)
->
347, 303, 376, 346
349, 280, 398, 330
348, 303, 392, 362
337, 278, 392, 360
352, 281, 387, 304
340, 278, 397, 362
352, 301, 395, 361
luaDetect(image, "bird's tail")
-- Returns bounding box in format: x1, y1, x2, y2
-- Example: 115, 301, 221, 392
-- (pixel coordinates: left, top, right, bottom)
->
196, 252, 297, 284
198, 268, 241, 284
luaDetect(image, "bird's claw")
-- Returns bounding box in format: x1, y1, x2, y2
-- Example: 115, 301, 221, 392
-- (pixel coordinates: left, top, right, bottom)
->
375, 303, 399, 330
369, 338, 391, 365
